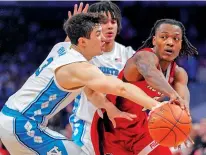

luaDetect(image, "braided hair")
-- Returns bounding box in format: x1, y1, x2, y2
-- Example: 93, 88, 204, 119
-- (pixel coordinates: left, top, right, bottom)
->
138, 19, 198, 56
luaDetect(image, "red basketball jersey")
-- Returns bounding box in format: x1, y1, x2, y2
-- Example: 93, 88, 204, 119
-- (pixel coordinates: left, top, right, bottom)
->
107, 47, 176, 106
91, 48, 176, 155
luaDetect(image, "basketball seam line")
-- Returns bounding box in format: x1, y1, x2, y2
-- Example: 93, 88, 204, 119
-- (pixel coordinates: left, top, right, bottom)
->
149, 112, 177, 145
153, 112, 188, 136
168, 104, 190, 124
168, 104, 190, 137
157, 112, 178, 146
168, 104, 182, 146
168, 104, 189, 146
153, 105, 188, 146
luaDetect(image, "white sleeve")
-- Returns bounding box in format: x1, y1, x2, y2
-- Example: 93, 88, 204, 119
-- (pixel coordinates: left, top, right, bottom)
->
46, 42, 72, 59
52, 52, 87, 72
125, 46, 136, 59
51, 46, 87, 93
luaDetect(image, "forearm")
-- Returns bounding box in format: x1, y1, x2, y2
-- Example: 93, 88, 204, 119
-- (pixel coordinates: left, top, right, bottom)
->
183, 88, 190, 104
89, 92, 115, 109
135, 52, 179, 99
86, 76, 159, 110
174, 83, 190, 109
84, 87, 117, 111
182, 88, 190, 109
145, 69, 179, 99
119, 82, 159, 110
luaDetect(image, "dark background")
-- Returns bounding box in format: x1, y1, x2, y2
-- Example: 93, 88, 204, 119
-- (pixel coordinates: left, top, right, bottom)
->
0, 1, 205, 122
0, 1, 206, 154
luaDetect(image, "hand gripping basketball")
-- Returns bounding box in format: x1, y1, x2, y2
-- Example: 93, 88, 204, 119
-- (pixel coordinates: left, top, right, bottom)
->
148, 103, 192, 147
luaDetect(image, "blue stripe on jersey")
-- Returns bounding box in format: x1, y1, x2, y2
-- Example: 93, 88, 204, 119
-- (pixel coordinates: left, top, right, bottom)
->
42, 127, 67, 140
23, 78, 69, 124
69, 94, 85, 147
41, 93, 71, 125
13, 118, 39, 155
14, 116, 68, 154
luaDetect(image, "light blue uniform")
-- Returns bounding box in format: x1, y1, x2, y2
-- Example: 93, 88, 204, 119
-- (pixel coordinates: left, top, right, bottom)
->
0, 42, 87, 155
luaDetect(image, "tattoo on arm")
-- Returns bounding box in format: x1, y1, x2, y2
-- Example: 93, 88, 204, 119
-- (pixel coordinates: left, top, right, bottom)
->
135, 51, 178, 98
135, 52, 158, 77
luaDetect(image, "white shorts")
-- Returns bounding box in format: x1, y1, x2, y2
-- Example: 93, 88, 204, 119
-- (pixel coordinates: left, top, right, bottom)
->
69, 94, 96, 155
0, 106, 86, 155
70, 115, 94, 155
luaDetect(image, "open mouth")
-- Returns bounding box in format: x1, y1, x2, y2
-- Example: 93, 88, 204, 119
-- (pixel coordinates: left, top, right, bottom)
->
165, 49, 173, 54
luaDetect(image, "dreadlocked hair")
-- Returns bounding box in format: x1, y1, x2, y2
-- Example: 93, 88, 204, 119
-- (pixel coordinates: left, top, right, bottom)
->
138, 18, 198, 56
88, 1, 122, 34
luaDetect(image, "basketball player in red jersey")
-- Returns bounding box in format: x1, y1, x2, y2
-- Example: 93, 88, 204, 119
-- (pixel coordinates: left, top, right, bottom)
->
91, 18, 198, 155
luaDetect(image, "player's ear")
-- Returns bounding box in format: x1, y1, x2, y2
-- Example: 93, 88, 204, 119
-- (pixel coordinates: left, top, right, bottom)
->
78, 37, 87, 47
152, 36, 156, 46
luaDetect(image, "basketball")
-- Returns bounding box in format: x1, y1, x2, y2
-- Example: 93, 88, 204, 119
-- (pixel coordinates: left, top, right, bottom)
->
148, 103, 192, 147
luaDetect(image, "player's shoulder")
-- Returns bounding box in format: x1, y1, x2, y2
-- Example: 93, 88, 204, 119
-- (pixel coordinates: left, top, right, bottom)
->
175, 65, 187, 75
174, 65, 188, 83
134, 48, 157, 59
114, 42, 135, 59
136, 47, 153, 53
48, 42, 72, 58
51, 42, 71, 52
115, 42, 134, 52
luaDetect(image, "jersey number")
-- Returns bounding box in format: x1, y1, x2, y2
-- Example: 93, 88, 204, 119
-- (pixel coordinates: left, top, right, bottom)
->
35, 57, 53, 76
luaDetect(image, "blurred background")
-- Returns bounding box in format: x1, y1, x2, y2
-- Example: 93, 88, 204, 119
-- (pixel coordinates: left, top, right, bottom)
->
0, 1, 205, 155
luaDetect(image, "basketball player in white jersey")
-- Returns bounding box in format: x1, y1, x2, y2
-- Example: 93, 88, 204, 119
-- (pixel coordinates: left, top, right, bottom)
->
0, 13, 163, 155
67, 2, 136, 155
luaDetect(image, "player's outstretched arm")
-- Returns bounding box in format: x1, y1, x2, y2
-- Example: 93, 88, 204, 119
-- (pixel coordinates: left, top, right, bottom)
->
133, 51, 181, 102
55, 62, 159, 110
84, 87, 137, 128
173, 67, 194, 147
173, 66, 190, 109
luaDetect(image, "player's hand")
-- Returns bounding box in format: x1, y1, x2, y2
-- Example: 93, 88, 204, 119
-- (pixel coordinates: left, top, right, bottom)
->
142, 95, 168, 111
106, 105, 137, 128
68, 2, 89, 19
147, 101, 169, 119
142, 100, 168, 112
169, 95, 184, 109
174, 136, 194, 149
169, 96, 191, 116
151, 101, 169, 112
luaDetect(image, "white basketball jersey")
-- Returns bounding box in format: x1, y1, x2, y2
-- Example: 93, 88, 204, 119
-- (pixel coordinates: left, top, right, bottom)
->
5, 42, 87, 126
70, 42, 135, 152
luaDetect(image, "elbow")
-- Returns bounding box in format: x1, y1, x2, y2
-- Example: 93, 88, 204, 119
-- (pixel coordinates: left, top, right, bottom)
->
116, 83, 128, 97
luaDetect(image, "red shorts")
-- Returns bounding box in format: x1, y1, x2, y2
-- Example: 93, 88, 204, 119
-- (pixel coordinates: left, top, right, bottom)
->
103, 131, 172, 155
91, 111, 172, 155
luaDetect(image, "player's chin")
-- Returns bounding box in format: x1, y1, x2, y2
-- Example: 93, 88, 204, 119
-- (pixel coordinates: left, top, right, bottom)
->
162, 56, 176, 62
105, 37, 114, 43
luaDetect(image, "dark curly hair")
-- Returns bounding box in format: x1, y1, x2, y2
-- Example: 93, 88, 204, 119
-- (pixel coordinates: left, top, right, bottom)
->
64, 13, 106, 45
88, 1, 122, 34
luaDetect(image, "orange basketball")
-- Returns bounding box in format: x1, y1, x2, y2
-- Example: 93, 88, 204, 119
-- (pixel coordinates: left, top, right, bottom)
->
148, 103, 192, 147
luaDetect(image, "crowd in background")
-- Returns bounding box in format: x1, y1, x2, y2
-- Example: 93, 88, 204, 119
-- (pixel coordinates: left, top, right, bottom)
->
0, 1, 205, 154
